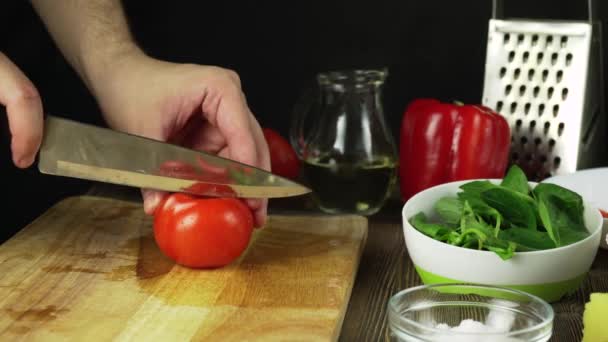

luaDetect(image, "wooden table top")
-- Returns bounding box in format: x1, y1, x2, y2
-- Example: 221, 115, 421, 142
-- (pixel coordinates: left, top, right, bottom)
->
85, 185, 607, 342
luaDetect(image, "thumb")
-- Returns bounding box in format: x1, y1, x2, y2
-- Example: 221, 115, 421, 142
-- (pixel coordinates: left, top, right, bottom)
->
0, 53, 43, 168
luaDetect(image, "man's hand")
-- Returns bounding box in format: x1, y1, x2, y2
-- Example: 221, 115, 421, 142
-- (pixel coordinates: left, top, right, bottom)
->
30, 0, 270, 227
0, 52, 44, 169
94, 56, 271, 227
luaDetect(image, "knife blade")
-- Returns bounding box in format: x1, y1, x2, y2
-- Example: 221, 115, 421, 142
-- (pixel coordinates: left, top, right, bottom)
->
37, 114, 311, 198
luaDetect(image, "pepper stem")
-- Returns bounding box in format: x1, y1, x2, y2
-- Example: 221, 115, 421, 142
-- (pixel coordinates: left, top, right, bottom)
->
454, 100, 465, 106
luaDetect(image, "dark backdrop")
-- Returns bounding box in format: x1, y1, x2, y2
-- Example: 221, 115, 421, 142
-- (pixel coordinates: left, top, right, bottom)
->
1, 0, 606, 242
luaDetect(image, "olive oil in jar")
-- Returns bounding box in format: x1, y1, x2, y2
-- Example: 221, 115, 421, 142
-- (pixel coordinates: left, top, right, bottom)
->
302, 155, 397, 215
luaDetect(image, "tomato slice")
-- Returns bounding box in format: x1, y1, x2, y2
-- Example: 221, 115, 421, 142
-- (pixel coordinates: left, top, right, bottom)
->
158, 159, 231, 183
182, 182, 236, 197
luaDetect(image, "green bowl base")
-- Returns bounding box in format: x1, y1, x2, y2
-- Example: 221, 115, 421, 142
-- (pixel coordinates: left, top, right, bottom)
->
415, 266, 587, 303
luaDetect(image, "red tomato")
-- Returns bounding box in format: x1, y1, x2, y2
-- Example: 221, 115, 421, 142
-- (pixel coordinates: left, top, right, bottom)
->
153, 193, 254, 268
262, 128, 300, 179
600, 209, 608, 219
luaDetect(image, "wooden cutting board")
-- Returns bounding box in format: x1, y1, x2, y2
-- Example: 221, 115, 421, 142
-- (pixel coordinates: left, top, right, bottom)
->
0, 196, 368, 341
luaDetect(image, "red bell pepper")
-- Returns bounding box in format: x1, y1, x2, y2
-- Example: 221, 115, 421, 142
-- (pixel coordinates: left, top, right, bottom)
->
399, 98, 511, 202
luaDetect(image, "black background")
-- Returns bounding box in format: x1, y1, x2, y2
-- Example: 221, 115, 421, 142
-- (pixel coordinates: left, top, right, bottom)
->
1, 0, 607, 242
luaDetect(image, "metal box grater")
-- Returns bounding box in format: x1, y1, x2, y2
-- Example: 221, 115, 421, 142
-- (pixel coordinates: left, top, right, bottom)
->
481, 0, 608, 181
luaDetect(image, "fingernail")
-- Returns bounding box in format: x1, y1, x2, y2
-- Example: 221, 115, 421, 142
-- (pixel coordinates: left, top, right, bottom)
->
143, 192, 161, 215
16, 156, 32, 168
246, 198, 262, 210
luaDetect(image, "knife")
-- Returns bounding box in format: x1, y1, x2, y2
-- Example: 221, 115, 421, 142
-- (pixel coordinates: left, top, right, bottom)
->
30, 114, 311, 199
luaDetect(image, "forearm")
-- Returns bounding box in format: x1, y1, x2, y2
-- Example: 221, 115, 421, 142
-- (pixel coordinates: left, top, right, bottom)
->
29, 0, 143, 96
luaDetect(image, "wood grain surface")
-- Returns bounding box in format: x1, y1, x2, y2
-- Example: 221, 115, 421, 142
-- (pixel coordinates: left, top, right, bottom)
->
0, 195, 368, 341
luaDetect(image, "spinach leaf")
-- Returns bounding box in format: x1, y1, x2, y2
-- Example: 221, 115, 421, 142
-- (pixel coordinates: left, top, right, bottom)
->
459, 180, 498, 196
533, 183, 586, 232
560, 228, 591, 246
487, 241, 517, 260
458, 192, 503, 235
460, 201, 494, 235
410, 212, 454, 241
481, 187, 537, 230
458, 203, 517, 259
500, 164, 529, 195
434, 197, 463, 225
537, 193, 560, 247
537, 192, 590, 247
498, 227, 555, 251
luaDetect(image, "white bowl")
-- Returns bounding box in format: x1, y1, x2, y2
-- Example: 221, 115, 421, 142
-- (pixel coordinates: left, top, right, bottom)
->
542, 167, 608, 249
401, 179, 603, 303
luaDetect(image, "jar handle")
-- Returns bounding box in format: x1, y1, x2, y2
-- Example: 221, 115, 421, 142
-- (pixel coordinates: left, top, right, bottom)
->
289, 85, 318, 159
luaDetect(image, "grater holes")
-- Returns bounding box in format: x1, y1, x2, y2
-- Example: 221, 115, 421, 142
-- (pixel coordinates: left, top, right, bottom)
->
525, 153, 533, 162
500, 67, 507, 78
558, 122, 565, 136
522, 51, 530, 63
548, 138, 556, 148
546, 35, 554, 47
560, 36, 568, 48
505, 85, 512, 96
537, 52, 544, 65
509, 51, 516, 63
497, 101, 504, 112
528, 69, 535, 81
514, 68, 521, 80
566, 53, 573, 66
562, 88, 569, 100
538, 104, 545, 117
556, 70, 563, 83
547, 87, 554, 99
519, 85, 526, 96
533, 86, 540, 98
554, 156, 561, 168
534, 136, 541, 145
520, 136, 528, 145
544, 122, 551, 134
542, 69, 549, 82
525, 103, 531, 115
540, 154, 547, 163
529, 120, 537, 131
532, 34, 539, 46
553, 104, 559, 117
510, 102, 517, 114
516, 119, 523, 130
504, 33, 511, 44
551, 52, 558, 66
517, 34, 525, 45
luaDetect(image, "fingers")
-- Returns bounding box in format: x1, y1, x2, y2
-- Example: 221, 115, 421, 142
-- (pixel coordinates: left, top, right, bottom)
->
0, 52, 44, 168
205, 86, 258, 169
141, 189, 168, 215
247, 111, 271, 227
248, 111, 271, 172
200, 72, 270, 227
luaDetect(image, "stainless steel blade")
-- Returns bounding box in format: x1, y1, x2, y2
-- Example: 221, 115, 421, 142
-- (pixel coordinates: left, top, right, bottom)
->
38, 115, 311, 198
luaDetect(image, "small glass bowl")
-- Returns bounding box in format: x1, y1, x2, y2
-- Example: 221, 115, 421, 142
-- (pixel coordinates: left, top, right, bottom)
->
387, 284, 554, 341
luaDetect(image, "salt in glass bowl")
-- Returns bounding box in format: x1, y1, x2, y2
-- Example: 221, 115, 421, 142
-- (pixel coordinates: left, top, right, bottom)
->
387, 284, 554, 342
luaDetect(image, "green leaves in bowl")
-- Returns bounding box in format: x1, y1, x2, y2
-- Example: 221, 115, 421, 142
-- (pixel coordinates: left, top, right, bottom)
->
409, 165, 591, 260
